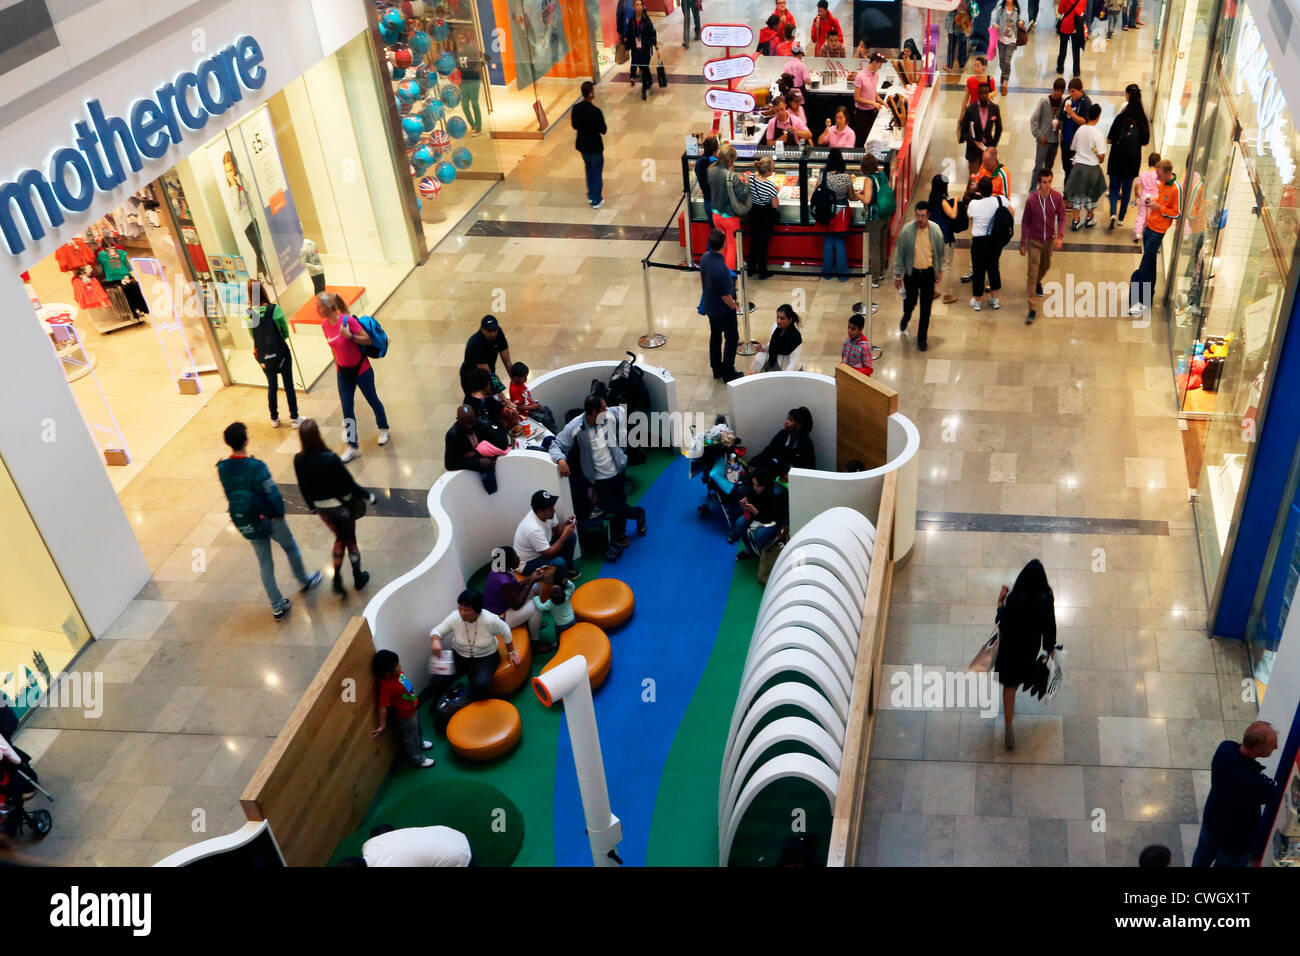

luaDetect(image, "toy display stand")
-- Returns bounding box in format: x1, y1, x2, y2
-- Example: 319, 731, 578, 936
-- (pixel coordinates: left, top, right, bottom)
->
38, 304, 96, 383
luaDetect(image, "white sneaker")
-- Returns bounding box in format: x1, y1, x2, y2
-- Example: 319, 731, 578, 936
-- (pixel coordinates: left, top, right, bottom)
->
378, 429, 391, 446
417, 756, 436, 768
1128, 303, 1146, 316
421, 739, 434, 750
341, 446, 360, 463
271, 418, 281, 428
592, 199, 605, 209
990, 297, 1000, 310
291, 417, 304, 429
970, 297, 981, 311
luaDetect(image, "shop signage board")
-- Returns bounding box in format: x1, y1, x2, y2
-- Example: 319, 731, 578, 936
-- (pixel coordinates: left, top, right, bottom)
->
701, 24, 754, 48
705, 88, 756, 113
703, 55, 755, 82
1234, 10, 1295, 186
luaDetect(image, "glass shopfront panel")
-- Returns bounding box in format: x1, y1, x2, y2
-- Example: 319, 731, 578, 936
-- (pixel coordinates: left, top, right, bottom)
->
0, 455, 90, 723
174, 31, 418, 389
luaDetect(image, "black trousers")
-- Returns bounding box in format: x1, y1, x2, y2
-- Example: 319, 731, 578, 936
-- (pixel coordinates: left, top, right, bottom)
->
1061, 142, 1076, 180
105, 278, 149, 316
1056, 33, 1083, 76
707, 309, 739, 375
264, 361, 298, 420
852, 107, 879, 146
749, 223, 774, 276
311, 273, 326, 294
902, 267, 937, 344
971, 236, 1002, 297
451, 651, 497, 701
594, 475, 645, 540
630, 59, 653, 91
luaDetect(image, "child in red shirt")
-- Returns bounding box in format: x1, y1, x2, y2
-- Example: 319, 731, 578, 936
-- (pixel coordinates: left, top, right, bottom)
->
371, 650, 435, 768
508, 362, 557, 432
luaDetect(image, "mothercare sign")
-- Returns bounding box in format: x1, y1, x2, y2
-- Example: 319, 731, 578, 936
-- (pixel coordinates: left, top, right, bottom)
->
0, 35, 267, 256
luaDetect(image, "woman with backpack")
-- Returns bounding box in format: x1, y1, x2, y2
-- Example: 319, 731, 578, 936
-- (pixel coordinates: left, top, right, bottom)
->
929, 174, 963, 304
315, 292, 390, 463
967, 176, 1010, 310
1105, 85, 1150, 230
819, 148, 861, 282
860, 154, 892, 288
293, 419, 375, 596
247, 281, 300, 429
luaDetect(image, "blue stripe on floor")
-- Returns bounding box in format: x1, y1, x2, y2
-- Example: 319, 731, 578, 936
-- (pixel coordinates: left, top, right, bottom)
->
552, 455, 736, 866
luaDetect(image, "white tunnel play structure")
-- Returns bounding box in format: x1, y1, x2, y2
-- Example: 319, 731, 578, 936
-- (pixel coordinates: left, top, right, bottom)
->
717, 506, 878, 865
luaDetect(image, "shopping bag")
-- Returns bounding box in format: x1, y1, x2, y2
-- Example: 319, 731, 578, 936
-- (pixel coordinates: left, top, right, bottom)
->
534, 99, 549, 131
615, 41, 629, 64
656, 56, 669, 88
968, 626, 1000, 672
1043, 645, 1067, 701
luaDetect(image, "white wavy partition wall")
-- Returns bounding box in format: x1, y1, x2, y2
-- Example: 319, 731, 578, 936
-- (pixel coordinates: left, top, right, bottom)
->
721, 718, 844, 837
528, 360, 679, 439
720, 754, 841, 867
362, 451, 574, 695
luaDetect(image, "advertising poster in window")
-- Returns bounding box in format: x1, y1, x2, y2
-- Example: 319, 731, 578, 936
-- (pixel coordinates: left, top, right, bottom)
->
507, 0, 569, 90
237, 107, 306, 289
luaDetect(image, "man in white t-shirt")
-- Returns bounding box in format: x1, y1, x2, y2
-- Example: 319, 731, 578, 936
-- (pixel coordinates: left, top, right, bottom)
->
342, 824, 472, 867
514, 490, 579, 598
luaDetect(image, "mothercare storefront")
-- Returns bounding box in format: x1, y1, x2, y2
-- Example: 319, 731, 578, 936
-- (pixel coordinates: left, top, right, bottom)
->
1151, 0, 1300, 632
0, 0, 420, 713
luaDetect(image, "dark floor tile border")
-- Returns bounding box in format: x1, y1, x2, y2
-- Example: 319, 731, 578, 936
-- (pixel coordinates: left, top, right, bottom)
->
954, 237, 1141, 254
938, 80, 1132, 97
916, 510, 1169, 535
278, 484, 429, 519
465, 220, 667, 240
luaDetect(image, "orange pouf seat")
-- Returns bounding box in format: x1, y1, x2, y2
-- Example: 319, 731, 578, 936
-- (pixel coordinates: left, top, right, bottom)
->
447, 700, 522, 761
490, 627, 533, 697
539, 622, 612, 691
570, 578, 634, 630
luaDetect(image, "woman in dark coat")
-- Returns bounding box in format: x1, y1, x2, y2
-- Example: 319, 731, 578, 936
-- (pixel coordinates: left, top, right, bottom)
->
621, 0, 658, 100
293, 419, 375, 595
751, 406, 815, 476
1105, 84, 1150, 229
994, 558, 1057, 750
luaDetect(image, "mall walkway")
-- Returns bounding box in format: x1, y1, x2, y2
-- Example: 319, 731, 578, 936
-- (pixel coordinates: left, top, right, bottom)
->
12, 0, 1248, 866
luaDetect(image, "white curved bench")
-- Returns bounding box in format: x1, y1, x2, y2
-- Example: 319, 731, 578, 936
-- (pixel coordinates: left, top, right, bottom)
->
719, 753, 840, 865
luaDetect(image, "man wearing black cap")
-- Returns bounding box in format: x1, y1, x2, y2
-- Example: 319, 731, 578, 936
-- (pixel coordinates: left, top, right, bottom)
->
514, 490, 580, 598
462, 315, 513, 394
444, 405, 505, 494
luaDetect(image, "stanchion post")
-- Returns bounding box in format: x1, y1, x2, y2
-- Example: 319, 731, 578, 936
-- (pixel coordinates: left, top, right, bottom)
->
854, 225, 883, 362
683, 189, 695, 268
736, 227, 758, 356
639, 259, 667, 349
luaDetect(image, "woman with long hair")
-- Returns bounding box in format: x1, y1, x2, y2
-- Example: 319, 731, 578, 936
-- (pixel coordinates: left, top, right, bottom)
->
747, 156, 781, 280
315, 292, 389, 462
928, 174, 962, 304
994, 559, 1057, 750
820, 148, 861, 282
752, 406, 816, 475
293, 418, 375, 595
707, 143, 751, 271
621, 0, 658, 100
1105, 84, 1151, 230
750, 304, 803, 374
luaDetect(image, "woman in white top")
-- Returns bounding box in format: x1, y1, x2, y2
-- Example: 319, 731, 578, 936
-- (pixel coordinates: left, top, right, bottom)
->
750, 304, 804, 373
429, 588, 518, 701
966, 175, 1011, 310
1063, 102, 1107, 229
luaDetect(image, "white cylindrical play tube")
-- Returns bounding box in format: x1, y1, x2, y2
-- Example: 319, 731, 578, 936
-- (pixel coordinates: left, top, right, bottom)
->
533, 655, 623, 866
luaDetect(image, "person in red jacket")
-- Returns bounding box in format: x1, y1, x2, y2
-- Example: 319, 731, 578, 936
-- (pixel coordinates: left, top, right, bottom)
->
1056, 0, 1088, 77
810, 0, 844, 54
772, 0, 796, 36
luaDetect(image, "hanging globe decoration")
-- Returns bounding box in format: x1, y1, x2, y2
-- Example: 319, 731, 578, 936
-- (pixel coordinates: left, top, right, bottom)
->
440, 85, 462, 108
447, 116, 468, 139
434, 51, 457, 76
416, 195, 423, 212
381, 8, 406, 35
430, 129, 452, 153
394, 94, 404, 112
392, 45, 413, 69
391, 64, 407, 81
415, 64, 434, 91
435, 161, 458, 184
451, 146, 473, 170
397, 80, 422, 103
448, 69, 462, 87
418, 176, 442, 199
404, 130, 422, 149
402, 115, 424, 138
409, 31, 432, 57
432, 19, 451, 42
413, 143, 437, 169
421, 99, 445, 126
381, 24, 402, 46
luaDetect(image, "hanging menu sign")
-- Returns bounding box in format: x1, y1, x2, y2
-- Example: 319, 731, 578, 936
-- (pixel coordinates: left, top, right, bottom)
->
701, 24, 754, 48
705, 88, 757, 112
703, 55, 756, 82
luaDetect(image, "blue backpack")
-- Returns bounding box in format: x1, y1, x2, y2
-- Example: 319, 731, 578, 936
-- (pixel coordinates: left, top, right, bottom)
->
354, 314, 389, 359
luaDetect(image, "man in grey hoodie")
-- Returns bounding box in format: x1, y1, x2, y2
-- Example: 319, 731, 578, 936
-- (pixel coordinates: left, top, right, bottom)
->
1030, 78, 1066, 180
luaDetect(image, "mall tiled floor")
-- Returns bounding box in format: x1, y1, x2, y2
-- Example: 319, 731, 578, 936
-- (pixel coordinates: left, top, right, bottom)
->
13, 0, 1249, 866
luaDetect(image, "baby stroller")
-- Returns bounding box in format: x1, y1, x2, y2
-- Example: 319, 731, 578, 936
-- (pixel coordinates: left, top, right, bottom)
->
688, 419, 749, 542
0, 757, 52, 840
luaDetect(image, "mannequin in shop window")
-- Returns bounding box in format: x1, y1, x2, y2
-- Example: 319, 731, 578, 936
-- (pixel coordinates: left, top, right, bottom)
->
222, 150, 271, 284
96, 239, 149, 317
248, 281, 301, 429
300, 239, 326, 295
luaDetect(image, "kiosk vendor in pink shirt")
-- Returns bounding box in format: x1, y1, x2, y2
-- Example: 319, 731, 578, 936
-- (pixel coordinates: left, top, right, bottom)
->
852, 53, 886, 145
819, 106, 857, 148
766, 95, 812, 144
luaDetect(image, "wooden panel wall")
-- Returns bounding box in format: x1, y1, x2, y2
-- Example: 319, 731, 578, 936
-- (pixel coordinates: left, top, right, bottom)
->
834, 364, 898, 470
826, 471, 897, 867
240, 617, 391, 867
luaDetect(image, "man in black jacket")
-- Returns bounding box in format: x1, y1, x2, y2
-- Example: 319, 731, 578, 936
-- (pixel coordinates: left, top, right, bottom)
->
961, 81, 1002, 174
571, 81, 607, 208
444, 405, 505, 495
1191, 722, 1283, 866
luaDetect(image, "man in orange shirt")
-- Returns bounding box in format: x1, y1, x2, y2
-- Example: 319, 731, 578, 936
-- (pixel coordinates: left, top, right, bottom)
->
1129, 159, 1182, 314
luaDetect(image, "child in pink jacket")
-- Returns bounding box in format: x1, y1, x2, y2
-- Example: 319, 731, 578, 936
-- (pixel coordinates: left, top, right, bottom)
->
1132, 152, 1161, 243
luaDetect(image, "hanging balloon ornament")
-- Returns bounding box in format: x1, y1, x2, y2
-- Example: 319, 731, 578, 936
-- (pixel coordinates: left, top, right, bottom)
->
391, 64, 407, 81
415, 64, 434, 91
435, 160, 458, 184
419, 176, 442, 199
422, 99, 445, 127
413, 143, 438, 170
430, 129, 452, 154
440, 85, 462, 108
409, 30, 432, 58
434, 51, 458, 76
448, 69, 463, 87
446, 116, 468, 139
401, 115, 424, 139
381, 8, 406, 35
391, 45, 413, 69
432, 19, 451, 42
398, 80, 422, 104
452, 146, 473, 170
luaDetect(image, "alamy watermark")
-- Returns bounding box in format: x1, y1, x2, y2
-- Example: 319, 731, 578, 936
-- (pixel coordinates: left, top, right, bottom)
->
2, 670, 103, 718
889, 664, 1000, 718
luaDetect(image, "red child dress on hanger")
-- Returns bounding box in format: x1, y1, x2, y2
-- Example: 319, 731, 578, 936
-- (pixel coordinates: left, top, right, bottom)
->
72, 274, 109, 310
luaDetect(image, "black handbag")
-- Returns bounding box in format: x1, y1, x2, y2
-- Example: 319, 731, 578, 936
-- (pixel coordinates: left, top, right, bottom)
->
347, 492, 368, 520
656, 54, 668, 88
